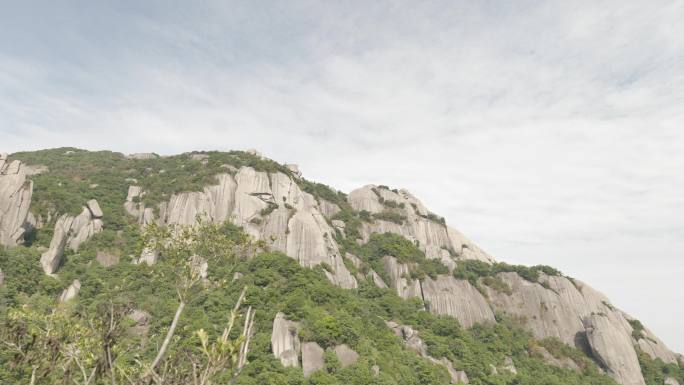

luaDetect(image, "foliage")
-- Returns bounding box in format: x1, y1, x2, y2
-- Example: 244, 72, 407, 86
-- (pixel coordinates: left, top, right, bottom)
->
637, 350, 684, 385
629, 319, 646, 340
452, 260, 564, 291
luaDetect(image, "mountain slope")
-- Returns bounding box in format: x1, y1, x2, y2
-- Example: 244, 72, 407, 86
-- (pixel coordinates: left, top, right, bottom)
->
0, 148, 682, 385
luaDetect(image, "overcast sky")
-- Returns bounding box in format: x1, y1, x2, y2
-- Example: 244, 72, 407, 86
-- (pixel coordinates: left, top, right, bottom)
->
2, 0, 683, 352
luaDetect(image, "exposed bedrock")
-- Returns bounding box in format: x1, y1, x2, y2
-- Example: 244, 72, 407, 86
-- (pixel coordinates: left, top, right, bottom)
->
126, 168, 356, 289
0, 157, 34, 247
40, 201, 104, 274
347, 185, 493, 263
584, 314, 646, 385
271, 312, 301, 368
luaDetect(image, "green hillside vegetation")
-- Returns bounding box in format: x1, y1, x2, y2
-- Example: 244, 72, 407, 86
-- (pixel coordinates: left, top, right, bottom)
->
1, 149, 681, 385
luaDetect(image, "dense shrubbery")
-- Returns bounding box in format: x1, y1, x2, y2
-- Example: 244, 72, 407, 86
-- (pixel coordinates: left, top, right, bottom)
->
452, 259, 563, 290
638, 350, 684, 385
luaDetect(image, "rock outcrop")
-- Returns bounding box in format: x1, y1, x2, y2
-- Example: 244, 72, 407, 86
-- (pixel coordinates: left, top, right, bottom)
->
348, 185, 493, 263
333, 344, 359, 368
271, 313, 301, 368
386, 321, 468, 384
382, 256, 423, 300
0, 156, 33, 247
40, 202, 104, 274
584, 314, 646, 385
421, 275, 495, 328
479, 269, 684, 385
531, 345, 580, 372
58, 279, 81, 302
302, 342, 325, 377
128, 168, 357, 289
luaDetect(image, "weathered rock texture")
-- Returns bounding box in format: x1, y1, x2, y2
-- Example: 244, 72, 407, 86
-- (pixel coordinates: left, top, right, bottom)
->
302, 342, 325, 377
333, 344, 359, 368
382, 256, 423, 300
40, 202, 104, 274
482, 272, 678, 384
271, 313, 301, 368
0, 157, 33, 246
348, 185, 494, 264
584, 314, 645, 385
58, 279, 81, 302
125, 168, 356, 289
115, 160, 679, 385
386, 321, 467, 384
421, 275, 495, 328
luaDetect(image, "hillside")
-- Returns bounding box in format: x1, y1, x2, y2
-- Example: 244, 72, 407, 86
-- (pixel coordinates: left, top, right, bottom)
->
0, 148, 682, 385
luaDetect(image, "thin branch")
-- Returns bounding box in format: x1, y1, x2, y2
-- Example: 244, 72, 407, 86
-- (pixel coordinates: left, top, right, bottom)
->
144, 296, 186, 378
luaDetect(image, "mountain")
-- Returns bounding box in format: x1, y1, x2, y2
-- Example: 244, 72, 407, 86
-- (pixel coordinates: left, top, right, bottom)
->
0, 148, 681, 385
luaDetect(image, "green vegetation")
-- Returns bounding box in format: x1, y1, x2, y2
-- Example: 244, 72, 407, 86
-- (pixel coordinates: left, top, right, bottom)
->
453, 260, 562, 285
638, 350, 684, 385
629, 319, 646, 340
0, 148, 674, 385
371, 211, 408, 225
1, 222, 621, 385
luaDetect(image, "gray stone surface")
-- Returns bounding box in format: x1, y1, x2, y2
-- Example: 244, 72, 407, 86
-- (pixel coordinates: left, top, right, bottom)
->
148, 168, 356, 289
333, 344, 359, 368
271, 312, 301, 368
86, 199, 103, 218
0, 159, 33, 247
531, 345, 580, 372
382, 256, 423, 300
421, 275, 495, 328
348, 185, 494, 263
386, 321, 428, 357
302, 342, 325, 377
40, 206, 103, 275
58, 279, 81, 302
584, 314, 645, 385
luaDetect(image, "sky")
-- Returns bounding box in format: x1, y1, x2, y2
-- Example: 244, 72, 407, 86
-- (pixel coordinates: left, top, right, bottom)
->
1, 0, 683, 352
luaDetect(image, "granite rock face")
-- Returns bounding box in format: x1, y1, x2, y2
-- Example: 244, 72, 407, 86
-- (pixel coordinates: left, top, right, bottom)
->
387, 321, 467, 383
382, 256, 423, 300
584, 314, 646, 385
333, 344, 359, 368
348, 185, 494, 263
58, 279, 81, 302
302, 342, 325, 377
40, 202, 104, 274
271, 312, 301, 368
483, 271, 677, 385
0, 157, 33, 247
129, 168, 356, 289
421, 275, 495, 328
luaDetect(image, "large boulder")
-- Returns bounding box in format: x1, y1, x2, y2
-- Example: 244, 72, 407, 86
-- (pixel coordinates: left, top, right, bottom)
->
382, 256, 423, 300
58, 279, 81, 302
333, 344, 359, 368
40, 202, 104, 274
583, 314, 645, 385
421, 275, 495, 328
0, 158, 33, 247
347, 185, 494, 263
301, 342, 325, 377
143, 168, 356, 289
271, 313, 301, 368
